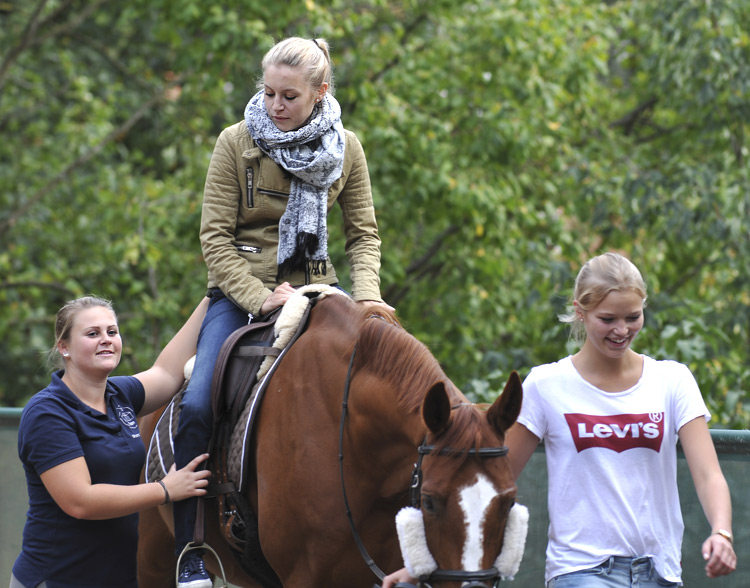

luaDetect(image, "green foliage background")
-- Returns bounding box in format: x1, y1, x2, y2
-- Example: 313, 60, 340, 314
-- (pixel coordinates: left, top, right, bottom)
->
1, 0, 748, 426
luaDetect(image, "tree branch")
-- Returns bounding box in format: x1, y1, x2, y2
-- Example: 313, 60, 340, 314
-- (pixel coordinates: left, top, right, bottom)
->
405, 224, 460, 275
368, 14, 429, 85
0, 0, 109, 97
30, 0, 108, 49
342, 11, 430, 119
383, 224, 460, 306
69, 31, 145, 85
0, 0, 50, 96
609, 96, 658, 135
634, 122, 692, 144
663, 249, 722, 298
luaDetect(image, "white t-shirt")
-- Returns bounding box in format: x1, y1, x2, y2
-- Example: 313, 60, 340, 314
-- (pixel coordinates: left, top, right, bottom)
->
517, 355, 709, 583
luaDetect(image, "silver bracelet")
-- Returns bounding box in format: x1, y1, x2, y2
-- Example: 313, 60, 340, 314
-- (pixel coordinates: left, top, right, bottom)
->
157, 479, 171, 504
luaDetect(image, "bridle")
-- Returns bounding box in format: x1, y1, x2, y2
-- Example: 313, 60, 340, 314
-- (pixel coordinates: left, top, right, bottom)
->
338, 342, 511, 588
409, 444, 509, 509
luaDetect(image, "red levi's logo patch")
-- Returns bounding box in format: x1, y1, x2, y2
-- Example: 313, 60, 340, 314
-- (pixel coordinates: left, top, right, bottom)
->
564, 412, 665, 453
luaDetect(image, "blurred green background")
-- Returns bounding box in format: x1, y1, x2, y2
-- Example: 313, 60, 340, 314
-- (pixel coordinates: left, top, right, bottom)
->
1, 0, 748, 424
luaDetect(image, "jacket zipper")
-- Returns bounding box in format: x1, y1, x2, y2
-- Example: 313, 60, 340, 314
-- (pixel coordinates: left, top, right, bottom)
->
246, 167, 254, 208
257, 188, 289, 198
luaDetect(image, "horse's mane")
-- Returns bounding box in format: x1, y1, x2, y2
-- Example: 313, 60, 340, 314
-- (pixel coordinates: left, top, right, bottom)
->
351, 305, 458, 414
352, 311, 491, 463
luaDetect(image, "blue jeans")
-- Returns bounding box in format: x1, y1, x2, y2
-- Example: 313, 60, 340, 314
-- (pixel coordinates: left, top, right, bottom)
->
173, 290, 249, 553
548, 557, 680, 588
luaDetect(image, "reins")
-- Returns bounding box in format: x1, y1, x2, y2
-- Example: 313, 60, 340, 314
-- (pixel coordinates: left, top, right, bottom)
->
338, 342, 387, 581
337, 337, 511, 588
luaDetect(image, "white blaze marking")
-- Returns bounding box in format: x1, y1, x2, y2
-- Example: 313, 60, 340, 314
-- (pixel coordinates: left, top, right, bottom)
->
459, 473, 498, 571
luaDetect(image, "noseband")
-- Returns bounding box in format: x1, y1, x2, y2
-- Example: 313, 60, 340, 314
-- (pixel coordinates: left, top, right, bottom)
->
338, 342, 512, 588
410, 569, 505, 588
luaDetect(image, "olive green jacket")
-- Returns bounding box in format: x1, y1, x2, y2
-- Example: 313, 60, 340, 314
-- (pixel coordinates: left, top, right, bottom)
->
200, 121, 382, 316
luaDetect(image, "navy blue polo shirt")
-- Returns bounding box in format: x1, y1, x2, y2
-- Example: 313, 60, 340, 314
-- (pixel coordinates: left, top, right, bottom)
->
13, 370, 146, 588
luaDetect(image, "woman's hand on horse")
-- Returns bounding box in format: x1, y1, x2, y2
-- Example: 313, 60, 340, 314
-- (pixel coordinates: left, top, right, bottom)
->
357, 299, 395, 313
261, 282, 296, 314
163, 454, 211, 502
381, 567, 415, 588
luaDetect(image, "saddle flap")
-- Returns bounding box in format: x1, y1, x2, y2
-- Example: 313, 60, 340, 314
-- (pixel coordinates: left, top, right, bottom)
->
210, 307, 283, 426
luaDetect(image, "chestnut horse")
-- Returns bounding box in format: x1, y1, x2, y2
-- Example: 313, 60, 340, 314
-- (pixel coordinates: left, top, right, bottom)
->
138, 291, 523, 588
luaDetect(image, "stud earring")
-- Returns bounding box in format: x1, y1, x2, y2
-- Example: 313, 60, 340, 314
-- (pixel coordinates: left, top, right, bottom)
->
62, 352, 70, 357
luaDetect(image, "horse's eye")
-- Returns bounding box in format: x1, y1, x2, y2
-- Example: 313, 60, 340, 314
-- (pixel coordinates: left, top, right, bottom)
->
422, 495, 436, 514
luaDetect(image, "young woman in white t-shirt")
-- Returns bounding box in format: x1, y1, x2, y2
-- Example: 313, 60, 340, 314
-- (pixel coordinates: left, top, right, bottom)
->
506, 252, 736, 587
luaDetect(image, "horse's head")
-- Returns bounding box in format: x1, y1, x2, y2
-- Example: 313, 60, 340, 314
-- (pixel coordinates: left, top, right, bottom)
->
396, 372, 527, 588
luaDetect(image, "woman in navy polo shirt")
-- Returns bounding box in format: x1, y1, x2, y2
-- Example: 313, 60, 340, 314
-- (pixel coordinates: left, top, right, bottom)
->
11, 295, 211, 588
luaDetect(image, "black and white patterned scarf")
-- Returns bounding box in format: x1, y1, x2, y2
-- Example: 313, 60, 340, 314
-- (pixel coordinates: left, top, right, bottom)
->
244, 90, 346, 280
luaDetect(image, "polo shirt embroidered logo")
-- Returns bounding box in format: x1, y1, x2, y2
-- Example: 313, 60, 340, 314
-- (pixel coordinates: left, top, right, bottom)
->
116, 405, 139, 431
564, 412, 664, 453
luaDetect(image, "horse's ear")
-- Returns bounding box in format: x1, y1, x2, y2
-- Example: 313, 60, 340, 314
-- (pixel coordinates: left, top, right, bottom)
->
486, 371, 523, 435
422, 381, 451, 437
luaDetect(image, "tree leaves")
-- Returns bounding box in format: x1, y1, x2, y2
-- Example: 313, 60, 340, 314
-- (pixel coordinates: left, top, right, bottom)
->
1, 0, 747, 425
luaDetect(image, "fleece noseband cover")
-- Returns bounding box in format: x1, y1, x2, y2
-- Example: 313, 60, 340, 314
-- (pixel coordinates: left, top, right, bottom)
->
395, 502, 529, 581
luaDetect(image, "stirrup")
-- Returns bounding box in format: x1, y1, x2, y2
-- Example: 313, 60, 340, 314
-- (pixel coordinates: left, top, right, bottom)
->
176, 541, 229, 588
